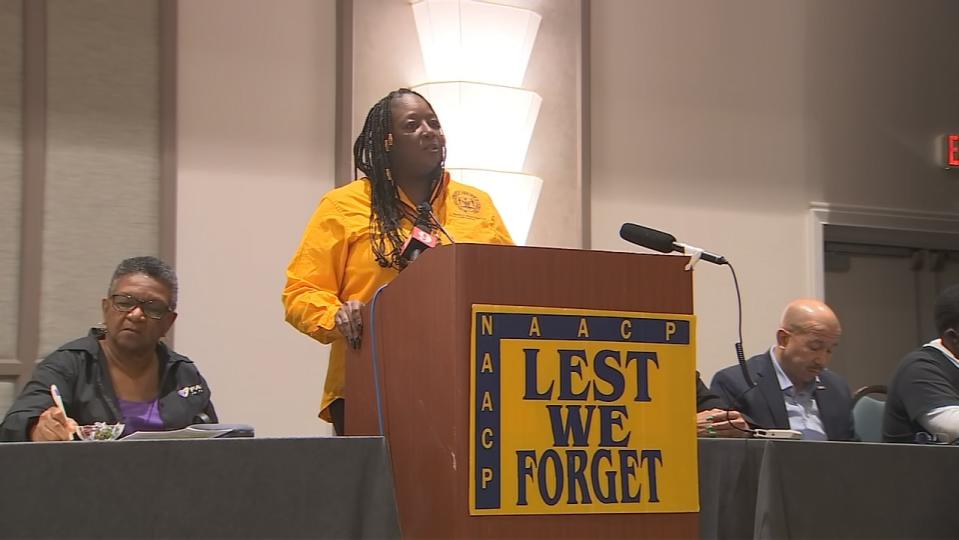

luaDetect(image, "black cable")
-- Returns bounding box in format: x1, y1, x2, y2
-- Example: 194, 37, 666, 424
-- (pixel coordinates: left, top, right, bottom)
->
367, 284, 390, 437
727, 261, 755, 389
715, 261, 757, 436
428, 210, 456, 244
707, 408, 754, 437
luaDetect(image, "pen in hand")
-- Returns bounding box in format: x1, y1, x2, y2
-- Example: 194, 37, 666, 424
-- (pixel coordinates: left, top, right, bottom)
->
50, 384, 77, 440
50, 384, 66, 413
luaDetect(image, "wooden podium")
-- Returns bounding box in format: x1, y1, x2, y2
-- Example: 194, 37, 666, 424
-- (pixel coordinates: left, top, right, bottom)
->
346, 244, 697, 539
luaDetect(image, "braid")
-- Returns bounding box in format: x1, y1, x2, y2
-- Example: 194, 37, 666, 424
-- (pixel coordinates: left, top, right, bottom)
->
353, 88, 446, 270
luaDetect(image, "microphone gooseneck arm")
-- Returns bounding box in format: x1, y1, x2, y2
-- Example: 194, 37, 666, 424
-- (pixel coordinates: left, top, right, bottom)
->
619, 222, 754, 389
674, 242, 727, 266
618, 223, 728, 266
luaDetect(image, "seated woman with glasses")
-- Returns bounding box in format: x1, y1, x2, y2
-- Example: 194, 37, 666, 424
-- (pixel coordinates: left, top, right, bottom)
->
0, 256, 217, 441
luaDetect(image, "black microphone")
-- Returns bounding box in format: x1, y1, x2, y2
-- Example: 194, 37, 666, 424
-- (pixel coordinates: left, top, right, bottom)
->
619, 223, 727, 265
619, 222, 754, 388
400, 202, 438, 264
618, 222, 676, 253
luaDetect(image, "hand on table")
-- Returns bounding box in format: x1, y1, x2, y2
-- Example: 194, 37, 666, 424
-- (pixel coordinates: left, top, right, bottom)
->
697, 408, 750, 438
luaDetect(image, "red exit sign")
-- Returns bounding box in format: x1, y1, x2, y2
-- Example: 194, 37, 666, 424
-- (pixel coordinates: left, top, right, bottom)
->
946, 134, 959, 169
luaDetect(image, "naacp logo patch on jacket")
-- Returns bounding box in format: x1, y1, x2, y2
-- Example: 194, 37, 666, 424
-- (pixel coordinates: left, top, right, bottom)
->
453, 191, 482, 214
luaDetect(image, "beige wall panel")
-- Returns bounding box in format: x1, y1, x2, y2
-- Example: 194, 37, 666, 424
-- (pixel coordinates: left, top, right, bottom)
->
0, 0, 22, 358
590, 0, 959, 382
176, 0, 337, 436
807, 1, 959, 212
40, 0, 160, 355
518, 0, 582, 248
591, 0, 808, 382
352, 0, 582, 248
0, 378, 14, 416
0, 378, 15, 418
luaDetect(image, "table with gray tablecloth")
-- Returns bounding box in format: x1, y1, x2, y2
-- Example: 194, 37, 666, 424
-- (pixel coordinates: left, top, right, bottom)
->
0, 437, 400, 539
2, 436, 956, 539
699, 438, 959, 540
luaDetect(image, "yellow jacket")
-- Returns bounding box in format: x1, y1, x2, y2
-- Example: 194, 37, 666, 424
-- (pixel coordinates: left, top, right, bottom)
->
283, 172, 514, 421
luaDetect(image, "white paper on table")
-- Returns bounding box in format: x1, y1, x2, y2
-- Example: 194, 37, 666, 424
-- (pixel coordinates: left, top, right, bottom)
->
121, 424, 234, 441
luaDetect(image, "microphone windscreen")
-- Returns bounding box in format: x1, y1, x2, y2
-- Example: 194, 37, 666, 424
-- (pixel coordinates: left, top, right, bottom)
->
619, 223, 677, 254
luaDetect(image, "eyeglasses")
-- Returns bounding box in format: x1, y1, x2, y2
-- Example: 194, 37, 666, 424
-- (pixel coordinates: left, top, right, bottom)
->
109, 294, 171, 320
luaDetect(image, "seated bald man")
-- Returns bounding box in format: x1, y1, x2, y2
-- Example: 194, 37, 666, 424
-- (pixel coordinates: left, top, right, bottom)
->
709, 299, 855, 441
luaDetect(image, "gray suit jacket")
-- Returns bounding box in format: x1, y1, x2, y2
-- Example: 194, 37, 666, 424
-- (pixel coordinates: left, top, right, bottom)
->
709, 352, 855, 441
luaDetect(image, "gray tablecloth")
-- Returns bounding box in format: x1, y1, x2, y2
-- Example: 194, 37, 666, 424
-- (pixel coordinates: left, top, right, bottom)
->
699, 438, 959, 540
0, 436, 399, 539
4, 436, 955, 539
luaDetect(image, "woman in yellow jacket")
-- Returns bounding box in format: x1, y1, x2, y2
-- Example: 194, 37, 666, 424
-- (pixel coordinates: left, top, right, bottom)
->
283, 88, 513, 434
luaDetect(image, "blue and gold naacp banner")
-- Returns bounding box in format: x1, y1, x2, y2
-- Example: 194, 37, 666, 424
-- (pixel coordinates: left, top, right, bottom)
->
470, 305, 698, 516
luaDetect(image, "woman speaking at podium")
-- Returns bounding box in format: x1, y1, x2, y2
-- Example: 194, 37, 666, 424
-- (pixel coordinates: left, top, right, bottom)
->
283, 89, 513, 435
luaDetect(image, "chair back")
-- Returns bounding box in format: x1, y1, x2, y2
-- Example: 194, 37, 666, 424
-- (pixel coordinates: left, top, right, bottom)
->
852, 385, 887, 443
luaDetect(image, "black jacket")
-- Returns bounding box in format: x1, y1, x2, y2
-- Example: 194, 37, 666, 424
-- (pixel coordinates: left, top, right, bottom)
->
709, 351, 855, 441
696, 371, 727, 411
0, 329, 217, 441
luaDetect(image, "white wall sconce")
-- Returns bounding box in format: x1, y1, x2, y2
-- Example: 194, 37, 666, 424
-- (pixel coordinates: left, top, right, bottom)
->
411, 0, 543, 245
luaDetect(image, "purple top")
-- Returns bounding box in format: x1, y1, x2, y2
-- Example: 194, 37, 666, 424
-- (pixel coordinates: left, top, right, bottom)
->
118, 399, 164, 436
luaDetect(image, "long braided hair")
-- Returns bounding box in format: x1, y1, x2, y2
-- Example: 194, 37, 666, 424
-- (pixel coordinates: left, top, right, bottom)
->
353, 88, 446, 270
